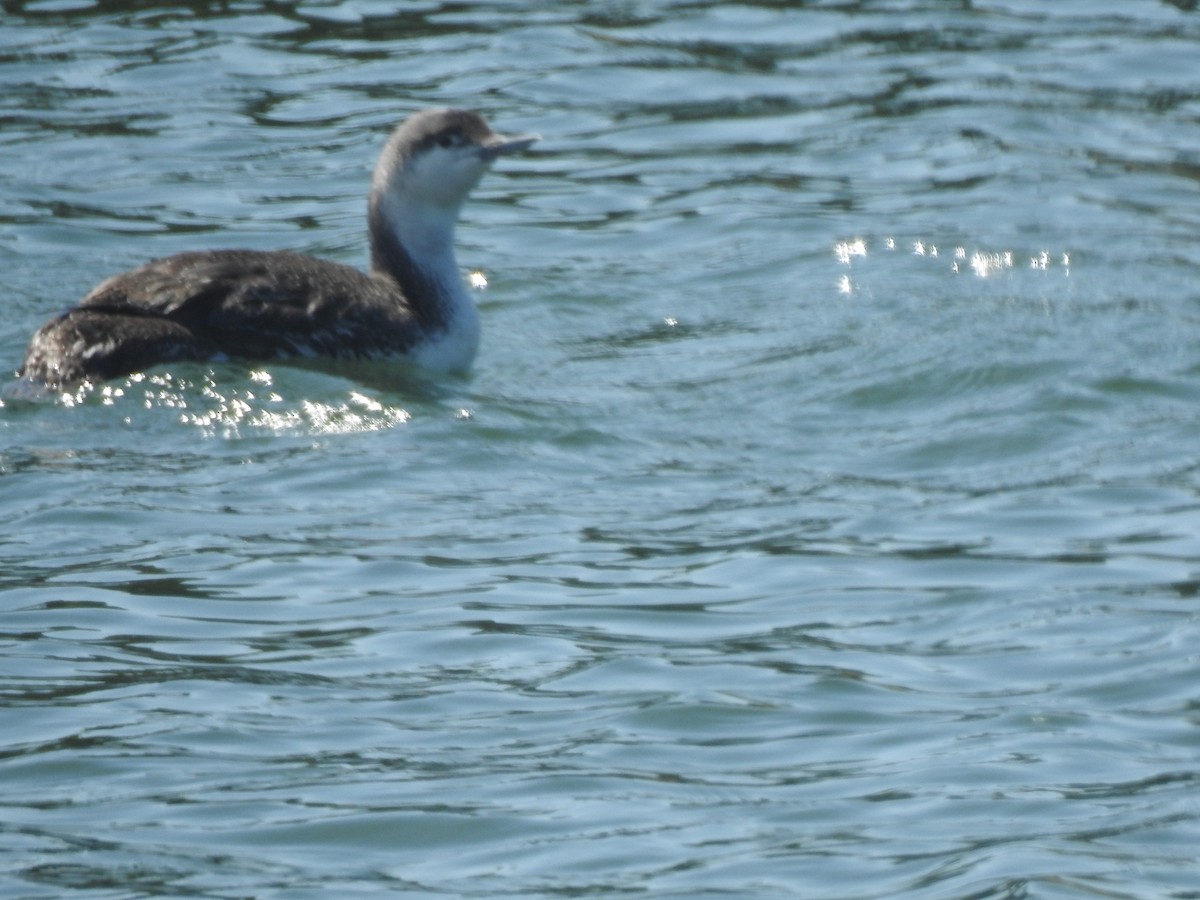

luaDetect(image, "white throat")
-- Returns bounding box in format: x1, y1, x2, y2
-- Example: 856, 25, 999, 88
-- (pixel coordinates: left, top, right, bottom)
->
376, 188, 481, 372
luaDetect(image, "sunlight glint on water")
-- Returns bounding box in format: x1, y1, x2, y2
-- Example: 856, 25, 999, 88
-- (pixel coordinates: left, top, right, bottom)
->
2, 2, 1200, 898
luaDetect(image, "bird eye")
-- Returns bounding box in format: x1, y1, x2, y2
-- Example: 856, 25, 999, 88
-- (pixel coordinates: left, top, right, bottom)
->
437, 134, 457, 149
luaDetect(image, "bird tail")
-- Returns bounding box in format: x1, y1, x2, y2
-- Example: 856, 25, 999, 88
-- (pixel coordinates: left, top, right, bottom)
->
17, 308, 207, 389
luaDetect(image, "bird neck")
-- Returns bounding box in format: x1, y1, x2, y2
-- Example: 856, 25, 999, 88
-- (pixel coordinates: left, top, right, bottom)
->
368, 189, 471, 333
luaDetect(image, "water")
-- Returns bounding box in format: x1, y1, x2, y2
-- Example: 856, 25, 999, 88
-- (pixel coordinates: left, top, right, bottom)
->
3, 1, 1200, 897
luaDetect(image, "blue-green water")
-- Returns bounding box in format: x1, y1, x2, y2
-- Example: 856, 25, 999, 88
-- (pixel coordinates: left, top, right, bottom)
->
3, 1, 1200, 897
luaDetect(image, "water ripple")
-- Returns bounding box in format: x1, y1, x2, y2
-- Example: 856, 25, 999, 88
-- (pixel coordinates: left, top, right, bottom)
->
5, 1, 1200, 898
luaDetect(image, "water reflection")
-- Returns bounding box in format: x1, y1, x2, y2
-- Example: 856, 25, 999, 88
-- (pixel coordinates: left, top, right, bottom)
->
4, 1, 1200, 898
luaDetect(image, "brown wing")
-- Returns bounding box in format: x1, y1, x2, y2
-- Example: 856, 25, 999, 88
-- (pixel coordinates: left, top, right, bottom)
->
21, 250, 421, 386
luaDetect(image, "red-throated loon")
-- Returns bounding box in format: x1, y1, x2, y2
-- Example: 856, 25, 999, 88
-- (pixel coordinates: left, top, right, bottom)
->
16, 108, 538, 389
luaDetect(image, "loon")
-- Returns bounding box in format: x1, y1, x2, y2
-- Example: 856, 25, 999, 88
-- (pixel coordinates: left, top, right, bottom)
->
17, 108, 538, 389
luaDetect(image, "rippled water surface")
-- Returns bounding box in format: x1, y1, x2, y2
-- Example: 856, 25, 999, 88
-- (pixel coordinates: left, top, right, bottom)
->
4, 1, 1200, 897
